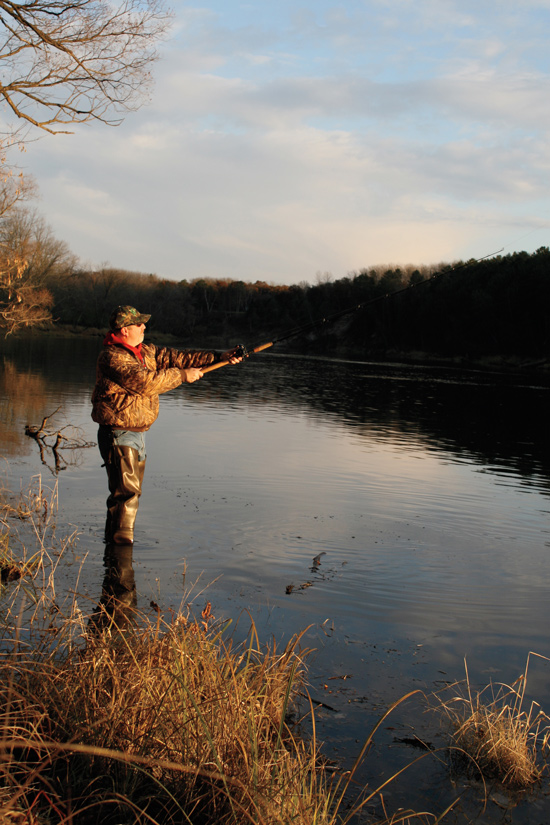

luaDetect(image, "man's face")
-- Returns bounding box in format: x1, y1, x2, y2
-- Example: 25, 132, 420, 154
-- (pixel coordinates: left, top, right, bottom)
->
122, 322, 146, 347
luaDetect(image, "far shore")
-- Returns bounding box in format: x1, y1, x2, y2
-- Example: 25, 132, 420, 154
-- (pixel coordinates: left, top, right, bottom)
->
6, 323, 549, 377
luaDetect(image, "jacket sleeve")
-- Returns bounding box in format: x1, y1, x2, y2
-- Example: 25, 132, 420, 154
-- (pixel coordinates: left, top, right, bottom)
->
98, 348, 183, 398
97, 345, 218, 399
153, 346, 216, 370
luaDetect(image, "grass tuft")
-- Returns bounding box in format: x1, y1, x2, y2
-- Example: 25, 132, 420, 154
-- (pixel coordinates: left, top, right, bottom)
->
434, 656, 550, 791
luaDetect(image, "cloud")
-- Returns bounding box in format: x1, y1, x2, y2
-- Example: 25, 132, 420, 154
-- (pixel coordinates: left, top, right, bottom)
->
18, 0, 550, 284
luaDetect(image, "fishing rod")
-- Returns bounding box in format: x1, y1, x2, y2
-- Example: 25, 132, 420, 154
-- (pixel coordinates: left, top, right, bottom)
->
202, 247, 503, 374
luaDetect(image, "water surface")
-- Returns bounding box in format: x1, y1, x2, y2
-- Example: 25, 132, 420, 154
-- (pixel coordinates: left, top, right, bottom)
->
2, 334, 550, 822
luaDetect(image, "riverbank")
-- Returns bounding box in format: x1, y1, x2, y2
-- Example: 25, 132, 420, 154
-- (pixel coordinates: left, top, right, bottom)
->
11, 324, 550, 377
0, 483, 332, 825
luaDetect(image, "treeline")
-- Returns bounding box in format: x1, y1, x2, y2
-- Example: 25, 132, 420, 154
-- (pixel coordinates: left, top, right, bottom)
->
345, 247, 550, 362
1, 189, 548, 364
44, 260, 441, 344
0, 0, 547, 365
41, 248, 550, 364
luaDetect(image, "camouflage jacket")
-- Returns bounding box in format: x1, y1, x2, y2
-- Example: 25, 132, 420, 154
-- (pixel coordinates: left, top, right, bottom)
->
91, 342, 216, 431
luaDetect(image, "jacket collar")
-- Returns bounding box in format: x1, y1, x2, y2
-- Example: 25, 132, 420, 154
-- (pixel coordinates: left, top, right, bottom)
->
104, 331, 144, 363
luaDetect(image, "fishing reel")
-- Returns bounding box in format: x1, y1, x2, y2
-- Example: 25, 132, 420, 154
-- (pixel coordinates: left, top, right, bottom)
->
233, 343, 248, 359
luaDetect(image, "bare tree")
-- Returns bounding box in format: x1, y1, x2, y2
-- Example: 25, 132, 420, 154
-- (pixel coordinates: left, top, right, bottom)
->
0, 165, 39, 333
0, 0, 172, 134
0, 0, 171, 332
1, 201, 77, 333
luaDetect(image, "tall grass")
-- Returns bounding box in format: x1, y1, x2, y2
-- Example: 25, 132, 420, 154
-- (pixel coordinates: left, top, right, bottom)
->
1, 609, 314, 823
0, 476, 446, 825
2, 520, 312, 824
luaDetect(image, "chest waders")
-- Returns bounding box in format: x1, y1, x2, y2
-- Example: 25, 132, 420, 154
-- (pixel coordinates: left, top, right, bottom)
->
104, 445, 146, 545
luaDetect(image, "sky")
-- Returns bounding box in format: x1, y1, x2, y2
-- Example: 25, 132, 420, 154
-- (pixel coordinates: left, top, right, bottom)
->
18, 0, 550, 286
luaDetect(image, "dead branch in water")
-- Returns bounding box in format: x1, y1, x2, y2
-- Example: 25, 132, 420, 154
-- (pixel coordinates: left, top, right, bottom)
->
24, 407, 95, 475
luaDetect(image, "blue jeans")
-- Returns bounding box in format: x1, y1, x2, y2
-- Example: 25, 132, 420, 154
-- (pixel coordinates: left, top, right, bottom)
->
98, 426, 147, 464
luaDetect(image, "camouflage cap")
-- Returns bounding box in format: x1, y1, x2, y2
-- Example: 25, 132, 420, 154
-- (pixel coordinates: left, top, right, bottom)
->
109, 305, 151, 330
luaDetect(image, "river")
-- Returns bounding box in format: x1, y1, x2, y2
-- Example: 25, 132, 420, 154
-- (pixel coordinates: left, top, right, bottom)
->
1, 332, 550, 823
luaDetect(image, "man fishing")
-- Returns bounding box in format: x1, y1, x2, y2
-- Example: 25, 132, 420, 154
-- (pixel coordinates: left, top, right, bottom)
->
92, 305, 243, 545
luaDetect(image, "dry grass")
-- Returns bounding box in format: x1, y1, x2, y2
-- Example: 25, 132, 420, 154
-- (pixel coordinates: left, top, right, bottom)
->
0, 629, 447, 825
434, 656, 550, 791
0, 524, 323, 825
1, 609, 318, 824
0, 476, 326, 824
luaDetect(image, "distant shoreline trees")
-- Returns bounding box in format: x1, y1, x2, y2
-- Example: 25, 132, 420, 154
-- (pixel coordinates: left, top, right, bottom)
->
1, 179, 549, 363
31, 246, 549, 366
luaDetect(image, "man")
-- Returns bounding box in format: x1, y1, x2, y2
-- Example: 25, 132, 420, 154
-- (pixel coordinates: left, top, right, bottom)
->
92, 305, 242, 545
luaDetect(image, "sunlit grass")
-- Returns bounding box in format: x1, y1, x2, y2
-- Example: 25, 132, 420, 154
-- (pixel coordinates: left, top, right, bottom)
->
1, 608, 311, 823
434, 656, 550, 791
1, 594, 323, 823
1, 603, 450, 824
1, 474, 57, 586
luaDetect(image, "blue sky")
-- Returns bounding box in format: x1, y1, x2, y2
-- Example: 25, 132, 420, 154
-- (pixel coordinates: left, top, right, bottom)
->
21, 0, 550, 285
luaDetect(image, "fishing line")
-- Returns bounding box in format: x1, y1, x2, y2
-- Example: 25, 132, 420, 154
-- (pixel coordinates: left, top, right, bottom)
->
202, 247, 504, 374
495, 225, 547, 253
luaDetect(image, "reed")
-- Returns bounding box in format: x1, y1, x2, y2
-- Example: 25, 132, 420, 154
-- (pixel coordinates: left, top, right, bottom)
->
434, 656, 550, 791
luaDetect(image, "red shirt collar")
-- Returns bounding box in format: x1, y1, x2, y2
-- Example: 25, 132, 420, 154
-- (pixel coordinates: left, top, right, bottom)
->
104, 331, 144, 363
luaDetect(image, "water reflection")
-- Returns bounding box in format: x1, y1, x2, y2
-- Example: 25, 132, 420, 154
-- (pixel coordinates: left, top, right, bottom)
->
191, 355, 550, 492
0, 333, 98, 388
2, 337, 549, 492
0, 357, 52, 457
89, 543, 137, 632
1, 351, 97, 470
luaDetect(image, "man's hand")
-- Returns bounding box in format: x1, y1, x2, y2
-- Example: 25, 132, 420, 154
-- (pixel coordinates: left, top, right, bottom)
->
181, 368, 204, 383
221, 346, 245, 364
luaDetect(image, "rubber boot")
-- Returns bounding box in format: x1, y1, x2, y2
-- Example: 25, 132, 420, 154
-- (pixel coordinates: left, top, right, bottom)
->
104, 446, 145, 545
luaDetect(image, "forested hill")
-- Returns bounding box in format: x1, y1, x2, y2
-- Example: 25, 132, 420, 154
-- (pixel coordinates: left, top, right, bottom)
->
47, 247, 549, 368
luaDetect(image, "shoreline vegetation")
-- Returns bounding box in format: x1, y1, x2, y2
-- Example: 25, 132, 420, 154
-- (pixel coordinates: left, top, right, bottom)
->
2, 244, 549, 373
2, 480, 550, 824
9, 322, 550, 379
